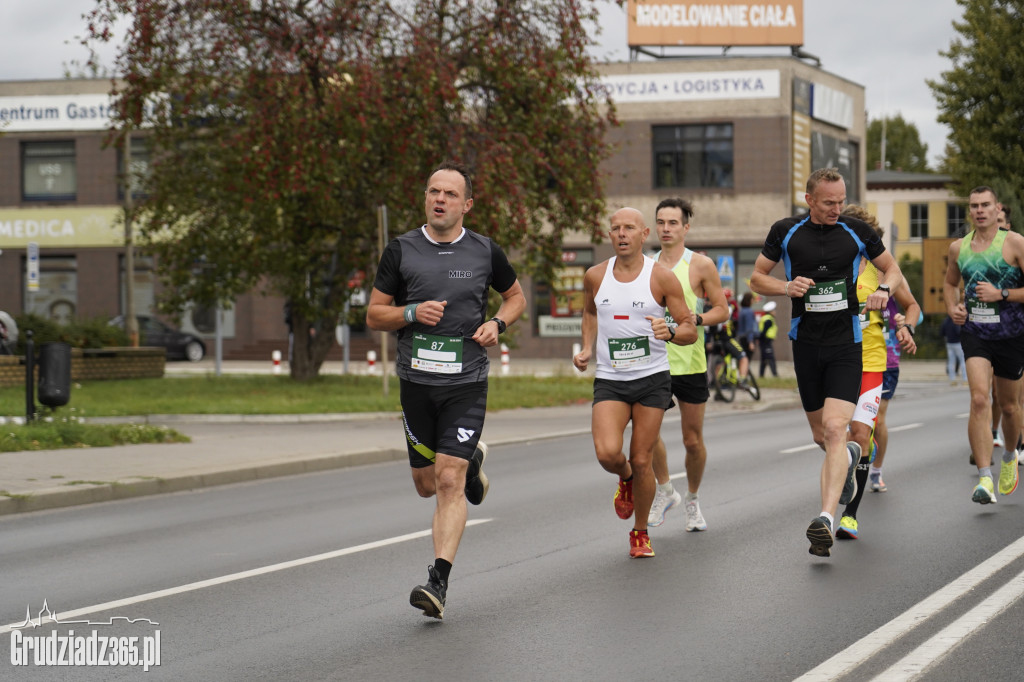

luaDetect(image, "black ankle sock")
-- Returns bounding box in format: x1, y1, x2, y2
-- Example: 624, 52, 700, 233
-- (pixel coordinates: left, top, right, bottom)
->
433, 559, 452, 582
844, 458, 871, 518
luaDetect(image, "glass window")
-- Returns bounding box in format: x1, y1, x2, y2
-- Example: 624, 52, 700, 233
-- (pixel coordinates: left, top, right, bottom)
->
947, 202, 967, 237
653, 124, 734, 189
909, 204, 928, 239
22, 141, 76, 201
24, 256, 78, 323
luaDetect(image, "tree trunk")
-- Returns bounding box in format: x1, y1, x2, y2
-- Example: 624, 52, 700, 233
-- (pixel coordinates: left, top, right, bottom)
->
288, 312, 333, 381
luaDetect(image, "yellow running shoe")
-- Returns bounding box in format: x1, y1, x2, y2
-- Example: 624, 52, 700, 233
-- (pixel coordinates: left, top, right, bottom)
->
973, 476, 996, 504
836, 515, 859, 540
999, 457, 1019, 495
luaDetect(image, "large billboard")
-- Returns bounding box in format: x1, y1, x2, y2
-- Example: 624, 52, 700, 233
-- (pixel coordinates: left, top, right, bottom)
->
627, 0, 803, 47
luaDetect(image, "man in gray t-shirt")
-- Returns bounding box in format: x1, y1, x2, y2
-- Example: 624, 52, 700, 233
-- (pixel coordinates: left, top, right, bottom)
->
367, 161, 525, 619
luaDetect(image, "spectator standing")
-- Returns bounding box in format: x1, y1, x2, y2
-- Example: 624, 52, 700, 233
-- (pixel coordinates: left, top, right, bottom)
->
941, 314, 967, 385
757, 300, 779, 377
736, 291, 757, 356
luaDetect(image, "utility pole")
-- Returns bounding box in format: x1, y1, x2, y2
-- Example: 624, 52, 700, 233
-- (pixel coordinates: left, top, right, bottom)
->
123, 132, 139, 346
377, 204, 389, 396
880, 116, 888, 170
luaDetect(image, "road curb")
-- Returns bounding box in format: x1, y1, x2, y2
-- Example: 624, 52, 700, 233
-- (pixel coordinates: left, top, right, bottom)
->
84, 412, 404, 425
0, 447, 408, 517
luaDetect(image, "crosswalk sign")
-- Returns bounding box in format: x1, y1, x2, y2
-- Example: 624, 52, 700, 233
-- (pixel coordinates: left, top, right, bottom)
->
717, 255, 734, 284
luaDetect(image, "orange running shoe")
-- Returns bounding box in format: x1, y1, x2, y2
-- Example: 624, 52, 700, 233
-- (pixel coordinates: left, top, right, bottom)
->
629, 529, 654, 558
613, 477, 634, 519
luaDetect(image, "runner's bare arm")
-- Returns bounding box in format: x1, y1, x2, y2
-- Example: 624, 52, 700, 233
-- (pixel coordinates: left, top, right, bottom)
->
367, 289, 448, 331
573, 265, 603, 371
649, 265, 697, 345
696, 254, 730, 326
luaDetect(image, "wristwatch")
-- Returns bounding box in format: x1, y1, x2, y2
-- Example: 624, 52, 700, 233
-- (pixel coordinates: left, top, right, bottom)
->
1002, 288, 1010, 301
666, 322, 678, 342
489, 317, 507, 334
899, 323, 915, 337
877, 284, 891, 294
695, 314, 703, 326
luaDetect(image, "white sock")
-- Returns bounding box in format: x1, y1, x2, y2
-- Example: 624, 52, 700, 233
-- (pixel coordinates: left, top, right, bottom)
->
658, 482, 674, 495
685, 491, 698, 502
820, 511, 834, 529
869, 466, 882, 478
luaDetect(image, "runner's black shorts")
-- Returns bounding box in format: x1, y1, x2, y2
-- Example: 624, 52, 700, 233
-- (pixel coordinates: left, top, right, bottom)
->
668, 372, 710, 406
791, 339, 862, 412
593, 371, 672, 409
960, 330, 1024, 380
400, 379, 487, 468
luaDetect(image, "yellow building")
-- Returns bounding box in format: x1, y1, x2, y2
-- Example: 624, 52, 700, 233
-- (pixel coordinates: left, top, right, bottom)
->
865, 170, 966, 315
866, 169, 965, 260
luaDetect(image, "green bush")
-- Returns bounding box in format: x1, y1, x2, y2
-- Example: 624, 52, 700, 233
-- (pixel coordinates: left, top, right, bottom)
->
12, 314, 129, 354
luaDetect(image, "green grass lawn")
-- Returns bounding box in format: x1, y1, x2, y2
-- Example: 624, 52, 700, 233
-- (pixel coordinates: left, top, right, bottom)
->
0, 420, 189, 453
0, 374, 602, 418
0, 373, 796, 452
0, 373, 798, 419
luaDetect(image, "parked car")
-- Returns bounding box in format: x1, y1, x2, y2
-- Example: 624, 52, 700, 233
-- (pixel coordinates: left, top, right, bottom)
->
109, 315, 206, 362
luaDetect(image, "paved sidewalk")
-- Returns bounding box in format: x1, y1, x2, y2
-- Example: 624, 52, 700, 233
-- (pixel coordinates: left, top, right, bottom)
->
0, 359, 948, 516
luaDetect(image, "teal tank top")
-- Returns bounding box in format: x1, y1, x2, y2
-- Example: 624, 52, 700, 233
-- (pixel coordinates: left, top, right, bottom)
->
957, 229, 1024, 339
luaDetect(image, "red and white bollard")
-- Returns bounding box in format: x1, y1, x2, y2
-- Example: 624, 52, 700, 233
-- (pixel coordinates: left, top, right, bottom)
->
500, 343, 510, 376
272, 349, 282, 375
367, 350, 377, 374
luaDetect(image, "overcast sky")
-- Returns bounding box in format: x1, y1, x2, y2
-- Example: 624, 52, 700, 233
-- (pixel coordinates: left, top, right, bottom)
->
0, 0, 962, 169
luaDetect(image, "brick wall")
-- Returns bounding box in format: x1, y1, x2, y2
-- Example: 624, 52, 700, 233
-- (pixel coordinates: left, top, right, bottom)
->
0, 347, 165, 387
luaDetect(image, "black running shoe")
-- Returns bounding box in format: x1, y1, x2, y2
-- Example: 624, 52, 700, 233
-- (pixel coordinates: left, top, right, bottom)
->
465, 442, 489, 505
839, 442, 861, 505
410, 565, 447, 619
806, 516, 834, 557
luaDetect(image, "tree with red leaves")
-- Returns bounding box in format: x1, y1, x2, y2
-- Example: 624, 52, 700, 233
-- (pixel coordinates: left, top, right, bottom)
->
84, 0, 619, 379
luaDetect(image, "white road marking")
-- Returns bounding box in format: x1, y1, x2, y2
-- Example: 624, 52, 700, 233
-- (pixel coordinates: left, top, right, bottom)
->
871, 567, 1024, 681
794, 534, 1024, 681
780, 424, 922, 454
0, 519, 492, 635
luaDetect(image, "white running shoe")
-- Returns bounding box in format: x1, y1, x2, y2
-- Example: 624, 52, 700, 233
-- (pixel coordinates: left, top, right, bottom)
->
994, 432, 1005, 450
685, 497, 708, 532
648, 488, 682, 527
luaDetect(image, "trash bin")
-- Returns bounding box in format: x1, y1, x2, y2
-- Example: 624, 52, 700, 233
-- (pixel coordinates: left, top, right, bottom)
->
38, 342, 71, 408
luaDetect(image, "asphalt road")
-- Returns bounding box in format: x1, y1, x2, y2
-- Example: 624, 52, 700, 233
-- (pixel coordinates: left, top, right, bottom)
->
2, 382, 1024, 681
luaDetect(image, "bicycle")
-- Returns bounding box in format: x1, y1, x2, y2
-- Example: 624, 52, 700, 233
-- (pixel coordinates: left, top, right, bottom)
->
708, 347, 760, 403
